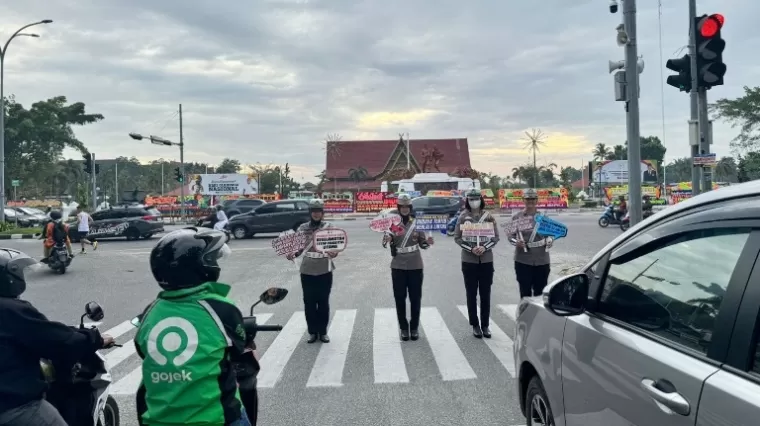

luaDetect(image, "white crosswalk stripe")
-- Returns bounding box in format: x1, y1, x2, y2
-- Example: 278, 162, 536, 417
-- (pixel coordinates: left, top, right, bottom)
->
103, 305, 522, 394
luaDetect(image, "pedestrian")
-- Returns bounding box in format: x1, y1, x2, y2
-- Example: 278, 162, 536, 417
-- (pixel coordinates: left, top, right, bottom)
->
507, 188, 553, 299
382, 193, 433, 341
75, 205, 98, 253
454, 189, 499, 338
287, 199, 338, 344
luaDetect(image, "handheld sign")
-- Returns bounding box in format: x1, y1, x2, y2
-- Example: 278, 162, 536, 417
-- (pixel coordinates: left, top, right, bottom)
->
534, 214, 568, 240
502, 217, 534, 235
415, 214, 449, 237
460, 223, 495, 238
369, 214, 401, 233
314, 228, 348, 253
271, 230, 307, 258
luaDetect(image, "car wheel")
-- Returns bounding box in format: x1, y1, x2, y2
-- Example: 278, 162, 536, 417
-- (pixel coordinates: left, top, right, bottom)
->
125, 228, 140, 241
525, 376, 555, 426
232, 225, 248, 239
142, 233, 154, 239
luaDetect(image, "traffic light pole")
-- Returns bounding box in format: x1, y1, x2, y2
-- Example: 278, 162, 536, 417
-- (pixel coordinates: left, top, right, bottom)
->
688, 0, 701, 196
623, 0, 642, 226
91, 153, 97, 210
179, 103, 185, 223
698, 90, 712, 192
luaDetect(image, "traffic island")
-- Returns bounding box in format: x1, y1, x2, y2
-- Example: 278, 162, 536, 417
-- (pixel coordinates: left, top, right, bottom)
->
0, 227, 43, 240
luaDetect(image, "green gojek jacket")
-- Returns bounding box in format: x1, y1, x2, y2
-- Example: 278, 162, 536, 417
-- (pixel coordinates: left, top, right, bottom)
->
134, 282, 248, 426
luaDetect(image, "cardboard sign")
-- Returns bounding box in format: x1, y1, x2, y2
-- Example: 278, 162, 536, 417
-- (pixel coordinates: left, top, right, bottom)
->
502, 217, 535, 234
313, 228, 348, 252
369, 214, 402, 232
534, 214, 568, 239
460, 223, 495, 238
415, 215, 449, 232
271, 231, 307, 257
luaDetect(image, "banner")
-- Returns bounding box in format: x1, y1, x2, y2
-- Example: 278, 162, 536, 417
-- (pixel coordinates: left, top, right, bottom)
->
502, 217, 535, 234
415, 215, 449, 232
324, 199, 353, 213
369, 214, 402, 232
187, 174, 258, 196
498, 188, 568, 209
534, 215, 568, 239
593, 160, 658, 185
355, 192, 396, 213
460, 223, 495, 238
604, 185, 666, 205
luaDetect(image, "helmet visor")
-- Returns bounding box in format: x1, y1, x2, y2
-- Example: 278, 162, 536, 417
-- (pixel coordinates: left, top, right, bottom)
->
7, 255, 40, 282
216, 243, 232, 264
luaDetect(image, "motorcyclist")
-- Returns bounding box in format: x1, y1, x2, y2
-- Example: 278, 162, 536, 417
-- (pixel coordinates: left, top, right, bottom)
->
214, 204, 229, 231
41, 210, 74, 261
134, 228, 255, 426
614, 195, 627, 221
642, 195, 653, 216
197, 208, 219, 228
0, 248, 113, 426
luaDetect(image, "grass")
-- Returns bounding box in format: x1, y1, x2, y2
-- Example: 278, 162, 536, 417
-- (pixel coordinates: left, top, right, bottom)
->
0, 227, 42, 235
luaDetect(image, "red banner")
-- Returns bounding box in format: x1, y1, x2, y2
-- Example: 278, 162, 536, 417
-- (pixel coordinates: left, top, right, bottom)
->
324, 199, 353, 213
355, 192, 396, 213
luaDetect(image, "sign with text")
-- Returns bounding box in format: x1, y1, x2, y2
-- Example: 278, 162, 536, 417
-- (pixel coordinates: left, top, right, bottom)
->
271, 230, 307, 257
355, 192, 397, 213
460, 223, 495, 238
323, 198, 353, 213
502, 217, 535, 234
187, 174, 259, 196
498, 188, 569, 209
369, 214, 402, 232
533, 214, 568, 240
415, 215, 449, 232
313, 228, 348, 252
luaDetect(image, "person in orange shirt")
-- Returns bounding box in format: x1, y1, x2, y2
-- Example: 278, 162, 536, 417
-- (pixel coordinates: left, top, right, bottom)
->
42, 211, 74, 261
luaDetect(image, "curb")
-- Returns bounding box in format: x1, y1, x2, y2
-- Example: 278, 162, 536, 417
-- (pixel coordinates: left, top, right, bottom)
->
0, 233, 41, 240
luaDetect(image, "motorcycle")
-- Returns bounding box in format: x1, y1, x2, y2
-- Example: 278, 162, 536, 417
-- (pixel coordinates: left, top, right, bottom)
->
44, 241, 72, 274
620, 209, 654, 232
129, 287, 288, 426
194, 220, 231, 242
598, 205, 624, 227
42, 301, 121, 426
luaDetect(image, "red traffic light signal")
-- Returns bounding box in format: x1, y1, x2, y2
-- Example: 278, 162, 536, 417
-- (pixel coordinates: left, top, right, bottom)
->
698, 14, 724, 38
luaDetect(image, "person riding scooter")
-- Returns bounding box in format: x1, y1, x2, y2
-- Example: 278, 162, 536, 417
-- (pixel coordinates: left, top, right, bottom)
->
614, 195, 627, 222
41, 211, 74, 262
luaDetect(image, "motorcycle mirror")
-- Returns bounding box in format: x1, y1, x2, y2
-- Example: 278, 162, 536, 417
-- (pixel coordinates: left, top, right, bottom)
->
85, 301, 104, 321
259, 287, 288, 306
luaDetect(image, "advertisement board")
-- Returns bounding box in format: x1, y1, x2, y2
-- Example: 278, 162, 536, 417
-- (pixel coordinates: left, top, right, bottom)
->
604, 185, 666, 205
187, 174, 258, 195
498, 188, 568, 209
355, 192, 396, 213
593, 160, 658, 185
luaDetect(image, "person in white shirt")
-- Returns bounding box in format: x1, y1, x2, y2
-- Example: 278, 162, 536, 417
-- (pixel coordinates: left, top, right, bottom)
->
75, 205, 98, 253
213, 205, 229, 231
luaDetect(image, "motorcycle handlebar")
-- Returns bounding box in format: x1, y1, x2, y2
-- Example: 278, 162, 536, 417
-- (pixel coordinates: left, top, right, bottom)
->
256, 324, 284, 332
242, 317, 284, 336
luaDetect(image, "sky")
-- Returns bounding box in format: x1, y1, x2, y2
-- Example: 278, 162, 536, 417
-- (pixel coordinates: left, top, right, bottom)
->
4, 0, 758, 183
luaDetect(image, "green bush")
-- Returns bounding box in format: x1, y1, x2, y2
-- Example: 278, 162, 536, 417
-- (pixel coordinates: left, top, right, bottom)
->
0, 222, 15, 233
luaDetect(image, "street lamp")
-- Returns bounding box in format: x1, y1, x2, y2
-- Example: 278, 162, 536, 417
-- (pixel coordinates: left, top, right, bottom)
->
129, 132, 186, 221
0, 19, 53, 221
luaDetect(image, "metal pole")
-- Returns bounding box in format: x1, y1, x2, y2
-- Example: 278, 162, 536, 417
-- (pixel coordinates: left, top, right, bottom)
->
0, 53, 4, 221
179, 104, 185, 223
698, 90, 712, 192
91, 153, 97, 210
115, 161, 119, 203
624, 0, 642, 225
161, 162, 164, 195
688, 0, 701, 196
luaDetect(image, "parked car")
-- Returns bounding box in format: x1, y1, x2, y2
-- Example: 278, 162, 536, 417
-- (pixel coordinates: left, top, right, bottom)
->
223, 199, 266, 218
68, 205, 164, 242
3, 208, 41, 228
410, 196, 461, 217
228, 200, 311, 239
13, 206, 48, 223
514, 181, 760, 425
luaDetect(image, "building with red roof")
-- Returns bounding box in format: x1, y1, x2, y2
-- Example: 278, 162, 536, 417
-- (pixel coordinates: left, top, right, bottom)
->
324, 137, 471, 191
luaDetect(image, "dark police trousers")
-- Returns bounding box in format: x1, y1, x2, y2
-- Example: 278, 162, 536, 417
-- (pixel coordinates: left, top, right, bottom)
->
391, 268, 423, 331
462, 262, 494, 328
301, 272, 333, 335
0, 400, 68, 426
515, 262, 551, 298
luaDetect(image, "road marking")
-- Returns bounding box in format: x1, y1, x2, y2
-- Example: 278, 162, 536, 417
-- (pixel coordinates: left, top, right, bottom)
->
457, 306, 515, 377
499, 304, 518, 322
110, 367, 142, 395
104, 340, 136, 369
307, 309, 356, 387
257, 311, 307, 388
420, 307, 476, 381
373, 308, 409, 383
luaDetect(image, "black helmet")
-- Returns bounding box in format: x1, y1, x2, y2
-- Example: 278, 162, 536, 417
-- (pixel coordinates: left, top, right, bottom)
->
149, 227, 231, 291
215, 204, 223, 210
0, 249, 39, 298
49, 210, 62, 220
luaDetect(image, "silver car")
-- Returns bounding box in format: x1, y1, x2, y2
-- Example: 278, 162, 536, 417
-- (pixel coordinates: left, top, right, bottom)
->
514, 180, 760, 425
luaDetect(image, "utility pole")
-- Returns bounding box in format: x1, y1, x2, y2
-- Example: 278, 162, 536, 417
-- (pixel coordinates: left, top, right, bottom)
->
179, 104, 185, 223
91, 153, 97, 210
623, 0, 642, 225
688, 0, 701, 196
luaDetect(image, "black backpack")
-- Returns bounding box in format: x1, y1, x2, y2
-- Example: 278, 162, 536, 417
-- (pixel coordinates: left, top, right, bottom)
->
50, 221, 68, 242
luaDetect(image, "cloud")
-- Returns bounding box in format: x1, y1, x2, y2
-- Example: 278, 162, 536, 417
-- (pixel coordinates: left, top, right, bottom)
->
3, 0, 757, 183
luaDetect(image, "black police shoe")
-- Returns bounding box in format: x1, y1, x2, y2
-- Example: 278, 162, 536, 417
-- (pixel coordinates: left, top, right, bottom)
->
410, 329, 419, 341
482, 327, 492, 338
400, 329, 410, 341
319, 334, 330, 343
307, 334, 318, 343
472, 325, 483, 338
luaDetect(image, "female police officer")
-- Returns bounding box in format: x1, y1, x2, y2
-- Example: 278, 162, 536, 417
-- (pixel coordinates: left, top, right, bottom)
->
287, 199, 338, 344
454, 189, 499, 338
506, 188, 552, 298
381, 194, 433, 341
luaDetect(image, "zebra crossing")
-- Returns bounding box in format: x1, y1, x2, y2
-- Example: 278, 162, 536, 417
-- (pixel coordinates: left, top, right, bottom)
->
99, 304, 520, 395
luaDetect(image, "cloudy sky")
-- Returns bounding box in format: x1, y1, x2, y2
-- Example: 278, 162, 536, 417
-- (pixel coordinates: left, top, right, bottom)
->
4, 0, 757, 182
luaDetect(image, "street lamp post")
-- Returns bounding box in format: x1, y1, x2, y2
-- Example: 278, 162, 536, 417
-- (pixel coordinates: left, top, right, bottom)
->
0, 19, 52, 221
129, 131, 186, 222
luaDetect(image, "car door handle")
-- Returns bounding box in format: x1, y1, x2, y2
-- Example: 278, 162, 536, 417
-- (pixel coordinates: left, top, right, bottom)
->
640, 378, 690, 416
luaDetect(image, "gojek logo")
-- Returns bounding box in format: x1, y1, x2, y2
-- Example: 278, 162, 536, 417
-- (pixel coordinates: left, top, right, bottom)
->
146, 317, 199, 384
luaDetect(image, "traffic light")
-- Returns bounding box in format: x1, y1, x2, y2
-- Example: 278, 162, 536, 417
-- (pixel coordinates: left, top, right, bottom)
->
174, 167, 183, 183
695, 14, 726, 89
82, 153, 93, 174
94, 164, 100, 174
666, 55, 692, 92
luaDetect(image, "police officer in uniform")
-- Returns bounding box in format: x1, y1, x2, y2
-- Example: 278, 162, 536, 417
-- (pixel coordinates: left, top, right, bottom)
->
454, 189, 499, 338
288, 199, 337, 344
382, 194, 433, 341
507, 188, 553, 298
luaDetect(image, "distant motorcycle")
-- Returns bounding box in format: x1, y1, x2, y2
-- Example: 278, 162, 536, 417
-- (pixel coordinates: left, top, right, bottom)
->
42, 241, 72, 274
598, 205, 624, 228
620, 209, 654, 232
446, 215, 458, 236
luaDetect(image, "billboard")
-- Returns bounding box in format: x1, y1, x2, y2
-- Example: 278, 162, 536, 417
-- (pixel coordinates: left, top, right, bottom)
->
593, 160, 658, 185
187, 174, 259, 195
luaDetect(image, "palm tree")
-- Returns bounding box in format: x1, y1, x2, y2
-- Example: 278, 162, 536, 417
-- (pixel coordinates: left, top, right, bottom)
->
347, 166, 368, 191
714, 157, 737, 182
612, 144, 627, 160
592, 143, 612, 191
522, 129, 547, 188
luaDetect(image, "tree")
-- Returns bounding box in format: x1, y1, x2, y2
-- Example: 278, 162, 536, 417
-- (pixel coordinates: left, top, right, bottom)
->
522, 129, 547, 187
3, 95, 104, 197
591, 143, 611, 187
450, 166, 481, 180
710, 86, 760, 153
348, 166, 369, 191
631, 136, 667, 167
215, 158, 241, 174
315, 170, 327, 192
612, 144, 627, 160
737, 153, 760, 182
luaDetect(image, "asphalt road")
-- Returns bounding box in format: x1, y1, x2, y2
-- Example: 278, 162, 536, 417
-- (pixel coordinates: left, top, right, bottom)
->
10, 212, 619, 426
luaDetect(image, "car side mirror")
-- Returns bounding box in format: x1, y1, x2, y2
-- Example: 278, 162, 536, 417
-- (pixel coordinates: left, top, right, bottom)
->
85, 301, 104, 321
544, 273, 589, 317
